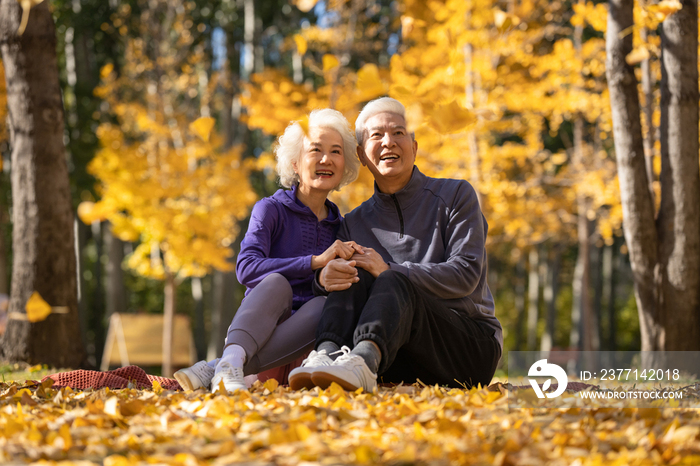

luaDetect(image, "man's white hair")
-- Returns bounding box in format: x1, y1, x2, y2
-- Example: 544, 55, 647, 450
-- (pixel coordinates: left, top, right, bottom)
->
275, 108, 360, 190
354, 97, 408, 145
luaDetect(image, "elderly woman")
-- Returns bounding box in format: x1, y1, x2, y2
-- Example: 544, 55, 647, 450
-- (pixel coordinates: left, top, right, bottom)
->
175, 109, 361, 393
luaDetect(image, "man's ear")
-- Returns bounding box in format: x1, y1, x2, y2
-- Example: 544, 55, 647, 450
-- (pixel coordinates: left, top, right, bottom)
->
412, 138, 418, 157
357, 145, 367, 167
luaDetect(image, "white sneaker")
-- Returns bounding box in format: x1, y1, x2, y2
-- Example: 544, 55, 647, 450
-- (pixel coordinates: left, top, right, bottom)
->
288, 349, 333, 390
211, 362, 246, 394
174, 360, 215, 391
311, 346, 377, 392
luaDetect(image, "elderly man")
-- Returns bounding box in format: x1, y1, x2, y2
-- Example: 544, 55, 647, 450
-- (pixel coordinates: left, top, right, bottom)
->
289, 97, 502, 391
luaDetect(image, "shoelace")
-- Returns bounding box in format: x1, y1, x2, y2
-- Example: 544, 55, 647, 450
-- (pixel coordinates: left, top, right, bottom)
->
218, 365, 244, 381
331, 346, 366, 366
191, 362, 214, 379
303, 349, 331, 366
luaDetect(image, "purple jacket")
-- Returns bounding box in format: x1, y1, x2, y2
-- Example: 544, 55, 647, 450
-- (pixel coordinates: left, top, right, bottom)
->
236, 185, 342, 310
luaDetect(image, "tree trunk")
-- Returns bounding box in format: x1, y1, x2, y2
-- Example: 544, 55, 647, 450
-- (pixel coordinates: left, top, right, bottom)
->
606, 0, 660, 351
0, 0, 87, 367
513, 254, 526, 351
540, 246, 560, 353
526, 247, 539, 351
191, 276, 206, 361
600, 243, 614, 350
90, 220, 104, 363
658, 0, 700, 351
104, 222, 126, 318
0, 178, 8, 295
162, 273, 176, 376
75, 217, 89, 359
639, 0, 656, 204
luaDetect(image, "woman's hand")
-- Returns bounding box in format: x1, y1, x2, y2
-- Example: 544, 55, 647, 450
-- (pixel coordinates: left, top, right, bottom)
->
311, 240, 364, 270
352, 247, 389, 277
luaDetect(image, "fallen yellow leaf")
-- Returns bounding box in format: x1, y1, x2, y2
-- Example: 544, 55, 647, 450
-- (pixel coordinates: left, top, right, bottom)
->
297, 115, 310, 137
426, 100, 476, 134
356, 63, 386, 101
25, 291, 52, 323
189, 117, 216, 142
293, 34, 307, 55
626, 46, 650, 65
263, 378, 279, 393
322, 54, 340, 72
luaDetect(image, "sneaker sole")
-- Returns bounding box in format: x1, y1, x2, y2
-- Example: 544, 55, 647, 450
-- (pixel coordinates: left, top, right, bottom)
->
174, 371, 201, 391
311, 371, 361, 391
289, 371, 317, 391
212, 386, 246, 395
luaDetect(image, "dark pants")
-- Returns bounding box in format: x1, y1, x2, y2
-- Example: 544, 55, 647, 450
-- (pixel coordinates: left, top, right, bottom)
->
316, 269, 500, 388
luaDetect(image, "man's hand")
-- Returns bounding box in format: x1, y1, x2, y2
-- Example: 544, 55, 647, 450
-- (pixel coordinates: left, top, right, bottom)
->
352, 247, 390, 277
319, 258, 360, 291
311, 240, 364, 270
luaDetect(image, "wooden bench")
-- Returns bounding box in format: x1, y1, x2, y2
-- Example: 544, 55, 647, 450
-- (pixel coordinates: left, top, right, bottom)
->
100, 313, 197, 371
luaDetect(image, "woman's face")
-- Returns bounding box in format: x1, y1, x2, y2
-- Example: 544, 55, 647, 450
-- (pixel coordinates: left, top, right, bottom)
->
294, 126, 346, 194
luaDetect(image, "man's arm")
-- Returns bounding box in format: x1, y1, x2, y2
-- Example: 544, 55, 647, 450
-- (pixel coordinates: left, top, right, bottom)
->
397, 181, 486, 298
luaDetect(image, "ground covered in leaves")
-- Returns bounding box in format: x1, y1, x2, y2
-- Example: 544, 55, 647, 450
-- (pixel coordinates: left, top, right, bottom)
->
1, 378, 700, 465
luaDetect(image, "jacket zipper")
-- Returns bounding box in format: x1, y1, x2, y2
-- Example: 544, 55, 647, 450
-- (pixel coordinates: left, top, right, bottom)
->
390, 194, 405, 239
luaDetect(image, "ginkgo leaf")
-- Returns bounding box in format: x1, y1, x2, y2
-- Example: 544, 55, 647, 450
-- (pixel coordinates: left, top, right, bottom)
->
293, 34, 307, 55
189, 117, 216, 142
493, 9, 512, 30
322, 54, 340, 72
401, 15, 415, 39
297, 115, 310, 136
426, 100, 476, 134
626, 46, 650, 65
16, 0, 45, 35
100, 63, 114, 79
294, 0, 318, 12
25, 291, 52, 323
356, 64, 386, 101
263, 378, 279, 393
76, 201, 106, 225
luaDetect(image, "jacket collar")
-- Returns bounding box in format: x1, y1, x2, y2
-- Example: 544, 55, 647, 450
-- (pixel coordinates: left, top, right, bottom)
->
274, 185, 341, 224
372, 166, 427, 209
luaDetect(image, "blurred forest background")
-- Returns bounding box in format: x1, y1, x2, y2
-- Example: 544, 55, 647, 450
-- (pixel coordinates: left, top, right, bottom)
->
0, 0, 698, 375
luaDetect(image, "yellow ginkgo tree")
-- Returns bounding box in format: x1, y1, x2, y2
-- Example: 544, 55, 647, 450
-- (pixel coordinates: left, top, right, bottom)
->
81, 0, 257, 375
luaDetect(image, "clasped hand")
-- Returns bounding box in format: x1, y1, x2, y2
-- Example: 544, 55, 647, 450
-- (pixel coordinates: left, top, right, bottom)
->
319, 246, 389, 292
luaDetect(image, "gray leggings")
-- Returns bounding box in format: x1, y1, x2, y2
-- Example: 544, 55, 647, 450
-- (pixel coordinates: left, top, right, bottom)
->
224, 273, 325, 375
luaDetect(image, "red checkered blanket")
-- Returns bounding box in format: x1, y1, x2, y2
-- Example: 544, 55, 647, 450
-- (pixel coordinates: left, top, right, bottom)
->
42, 365, 181, 391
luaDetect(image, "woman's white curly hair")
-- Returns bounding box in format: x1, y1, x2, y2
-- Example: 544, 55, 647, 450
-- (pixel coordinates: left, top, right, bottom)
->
275, 108, 360, 190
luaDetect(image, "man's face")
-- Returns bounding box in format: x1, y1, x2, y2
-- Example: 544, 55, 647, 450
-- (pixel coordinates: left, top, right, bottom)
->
358, 112, 417, 193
